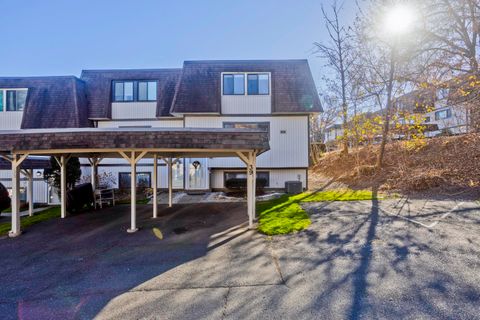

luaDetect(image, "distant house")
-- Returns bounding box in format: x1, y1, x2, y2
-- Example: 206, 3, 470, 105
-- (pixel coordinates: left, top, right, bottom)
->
394, 79, 472, 137
324, 124, 343, 150
0, 60, 322, 204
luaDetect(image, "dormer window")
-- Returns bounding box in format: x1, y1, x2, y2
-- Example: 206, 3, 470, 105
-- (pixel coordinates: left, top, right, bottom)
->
222, 73, 270, 96
112, 80, 157, 102
223, 74, 245, 95
0, 89, 27, 112
247, 74, 269, 95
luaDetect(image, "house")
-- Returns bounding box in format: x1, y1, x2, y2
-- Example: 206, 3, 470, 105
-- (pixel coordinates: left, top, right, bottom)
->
0, 60, 322, 205
323, 124, 343, 151
394, 82, 470, 137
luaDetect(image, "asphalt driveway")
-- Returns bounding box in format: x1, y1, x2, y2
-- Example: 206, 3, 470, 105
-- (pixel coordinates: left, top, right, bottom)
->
0, 198, 479, 319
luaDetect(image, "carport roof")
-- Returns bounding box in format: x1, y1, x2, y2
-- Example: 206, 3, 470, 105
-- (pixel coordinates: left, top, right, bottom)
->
0, 127, 269, 158
0, 157, 51, 170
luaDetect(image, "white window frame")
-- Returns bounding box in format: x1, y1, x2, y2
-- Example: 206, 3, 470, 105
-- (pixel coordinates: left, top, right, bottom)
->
0, 88, 28, 112
221, 72, 271, 96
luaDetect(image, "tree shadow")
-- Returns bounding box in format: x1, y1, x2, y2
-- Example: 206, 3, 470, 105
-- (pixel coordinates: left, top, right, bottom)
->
348, 185, 379, 319
0, 202, 254, 319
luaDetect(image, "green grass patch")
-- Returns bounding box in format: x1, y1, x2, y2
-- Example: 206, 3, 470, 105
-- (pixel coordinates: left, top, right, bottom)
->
0, 206, 61, 236
257, 189, 380, 236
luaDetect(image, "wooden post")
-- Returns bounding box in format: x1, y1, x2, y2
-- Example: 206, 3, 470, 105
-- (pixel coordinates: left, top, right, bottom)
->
153, 154, 158, 218
252, 152, 257, 220
168, 158, 173, 208
128, 151, 138, 233
27, 169, 34, 217
9, 155, 21, 237
60, 156, 67, 219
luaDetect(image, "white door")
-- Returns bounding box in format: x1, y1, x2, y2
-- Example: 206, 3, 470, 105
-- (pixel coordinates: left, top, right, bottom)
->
185, 158, 208, 190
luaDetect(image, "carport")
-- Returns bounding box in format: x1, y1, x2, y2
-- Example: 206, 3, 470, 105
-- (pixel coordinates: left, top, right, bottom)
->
0, 127, 269, 237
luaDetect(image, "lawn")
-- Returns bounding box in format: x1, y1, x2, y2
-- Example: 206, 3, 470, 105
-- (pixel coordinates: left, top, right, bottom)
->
257, 189, 380, 235
0, 206, 61, 236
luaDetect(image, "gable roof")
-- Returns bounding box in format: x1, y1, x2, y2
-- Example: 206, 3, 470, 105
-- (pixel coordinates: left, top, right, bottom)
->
80, 69, 182, 119
171, 59, 322, 114
0, 76, 91, 129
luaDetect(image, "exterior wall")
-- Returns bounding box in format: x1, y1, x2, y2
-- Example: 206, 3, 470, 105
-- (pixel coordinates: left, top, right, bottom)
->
184, 115, 309, 168
424, 105, 468, 137
111, 102, 157, 119
211, 168, 307, 190
0, 111, 23, 130
221, 95, 271, 114
97, 119, 183, 128
0, 169, 49, 203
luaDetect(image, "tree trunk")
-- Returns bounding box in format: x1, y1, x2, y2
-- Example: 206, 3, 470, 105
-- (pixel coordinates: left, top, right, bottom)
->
376, 50, 396, 170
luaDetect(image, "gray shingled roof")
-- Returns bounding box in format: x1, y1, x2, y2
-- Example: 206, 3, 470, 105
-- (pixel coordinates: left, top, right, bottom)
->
0, 157, 51, 170
171, 60, 322, 114
0, 128, 270, 156
80, 69, 182, 119
0, 76, 91, 129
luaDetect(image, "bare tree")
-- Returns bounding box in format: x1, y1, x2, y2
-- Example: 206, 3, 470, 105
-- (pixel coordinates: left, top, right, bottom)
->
422, 0, 480, 131
314, 1, 356, 154
354, 0, 427, 169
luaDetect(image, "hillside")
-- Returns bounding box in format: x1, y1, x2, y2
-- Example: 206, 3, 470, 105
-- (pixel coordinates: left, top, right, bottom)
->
311, 133, 480, 196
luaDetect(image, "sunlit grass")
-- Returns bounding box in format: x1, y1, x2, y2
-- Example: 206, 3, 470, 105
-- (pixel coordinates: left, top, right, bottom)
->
257, 189, 380, 235
0, 206, 60, 236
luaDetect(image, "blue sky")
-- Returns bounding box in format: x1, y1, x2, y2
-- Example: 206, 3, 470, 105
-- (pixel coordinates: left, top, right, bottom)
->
1, 0, 357, 87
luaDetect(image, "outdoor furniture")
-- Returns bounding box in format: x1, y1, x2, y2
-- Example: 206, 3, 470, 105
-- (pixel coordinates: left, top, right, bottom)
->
94, 188, 115, 209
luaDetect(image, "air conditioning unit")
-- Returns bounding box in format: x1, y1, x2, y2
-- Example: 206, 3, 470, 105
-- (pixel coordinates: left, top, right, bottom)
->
285, 181, 302, 194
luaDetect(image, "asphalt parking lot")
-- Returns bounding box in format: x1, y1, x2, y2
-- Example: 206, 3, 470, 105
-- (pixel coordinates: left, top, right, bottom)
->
0, 198, 479, 320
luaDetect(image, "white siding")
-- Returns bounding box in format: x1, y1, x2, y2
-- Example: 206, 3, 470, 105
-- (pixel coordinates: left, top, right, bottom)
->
0, 111, 23, 130
111, 102, 157, 119
221, 95, 271, 114
80, 163, 184, 189
0, 169, 49, 203
211, 168, 307, 189
97, 119, 183, 128
184, 115, 309, 168
424, 106, 468, 137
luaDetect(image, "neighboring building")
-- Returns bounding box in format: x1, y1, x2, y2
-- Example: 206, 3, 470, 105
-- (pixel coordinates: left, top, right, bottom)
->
394, 84, 469, 137
323, 124, 343, 151
0, 60, 321, 203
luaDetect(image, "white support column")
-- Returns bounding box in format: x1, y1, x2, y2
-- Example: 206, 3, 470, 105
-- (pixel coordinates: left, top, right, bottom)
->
91, 158, 97, 192
27, 169, 34, 217
252, 152, 257, 220
9, 155, 21, 237
236, 151, 257, 228
60, 155, 67, 219
153, 154, 158, 218
246, 153, 254, 228
168, 158, 173, 208
128, 151, 138, 233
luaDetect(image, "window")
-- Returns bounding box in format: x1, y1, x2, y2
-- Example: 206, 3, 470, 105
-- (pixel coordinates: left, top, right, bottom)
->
247, 74, 269, 95
138, 81, 157, 101
435, 109, 451, 120
224, 171, 270, 187
112, 80, 157, 102
118, 172, 151, 189
437, 88, 449, 100
223, 74, 245, 95
223, 122, 270, 139
0, 89, 27, 111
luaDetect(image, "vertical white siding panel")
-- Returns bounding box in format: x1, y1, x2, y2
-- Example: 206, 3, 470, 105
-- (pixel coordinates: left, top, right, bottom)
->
185, 116, 309, 168
111, 102, 157, 119
97, 119, 184, 128
221, 95, 271, 114
0, 112, 23, 130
